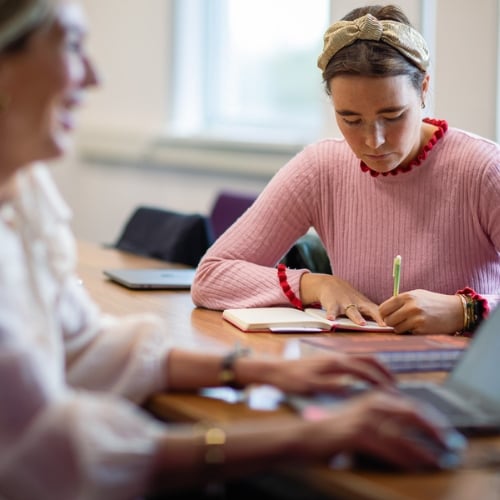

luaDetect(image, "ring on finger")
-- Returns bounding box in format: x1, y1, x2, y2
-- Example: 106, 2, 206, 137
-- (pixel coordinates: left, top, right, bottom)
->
345, 303, 358, 313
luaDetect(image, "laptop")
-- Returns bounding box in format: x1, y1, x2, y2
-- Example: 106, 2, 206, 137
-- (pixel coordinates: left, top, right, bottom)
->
288, 305, 500, 435
103, 268, 196, 290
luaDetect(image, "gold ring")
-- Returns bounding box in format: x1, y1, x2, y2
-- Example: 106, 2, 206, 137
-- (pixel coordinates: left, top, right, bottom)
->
345, 304, 358, 313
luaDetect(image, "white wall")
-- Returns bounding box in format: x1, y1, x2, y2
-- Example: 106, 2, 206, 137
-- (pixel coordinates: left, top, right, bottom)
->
52, 154, 268, 245
79, 0, 170, 136
54, 0, 499, 243
433, 0, 498, 136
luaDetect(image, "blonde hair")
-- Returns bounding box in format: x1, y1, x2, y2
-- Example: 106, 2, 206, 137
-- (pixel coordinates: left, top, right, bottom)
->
0, 0, 54, 53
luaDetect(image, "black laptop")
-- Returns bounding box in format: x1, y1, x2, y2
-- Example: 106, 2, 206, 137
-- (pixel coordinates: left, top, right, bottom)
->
288, 305, 500, 434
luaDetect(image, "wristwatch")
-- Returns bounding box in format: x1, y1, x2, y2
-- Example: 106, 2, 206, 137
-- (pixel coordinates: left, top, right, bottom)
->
219, 345, 251, 388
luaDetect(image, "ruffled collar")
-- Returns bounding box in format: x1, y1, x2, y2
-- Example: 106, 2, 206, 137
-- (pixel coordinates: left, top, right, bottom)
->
360, 118, 448, 177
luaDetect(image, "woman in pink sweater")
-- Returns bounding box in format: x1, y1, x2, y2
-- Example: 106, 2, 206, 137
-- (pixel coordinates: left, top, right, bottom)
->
193, 4, 500, 336
2, 1, 465, 496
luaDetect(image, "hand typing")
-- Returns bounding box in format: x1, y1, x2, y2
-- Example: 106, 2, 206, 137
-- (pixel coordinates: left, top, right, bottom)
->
261, 353, 395, 395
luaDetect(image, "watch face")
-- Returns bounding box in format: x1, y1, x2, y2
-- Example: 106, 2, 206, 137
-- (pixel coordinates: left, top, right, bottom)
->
219, 347, 251, 388
219, 368, 236, 386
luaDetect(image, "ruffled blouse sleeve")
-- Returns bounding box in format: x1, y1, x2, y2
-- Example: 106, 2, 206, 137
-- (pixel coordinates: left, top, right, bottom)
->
0, 165, 172, 498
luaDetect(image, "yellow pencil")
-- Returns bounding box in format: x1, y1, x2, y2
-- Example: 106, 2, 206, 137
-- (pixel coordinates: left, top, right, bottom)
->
393, 255, 401, 296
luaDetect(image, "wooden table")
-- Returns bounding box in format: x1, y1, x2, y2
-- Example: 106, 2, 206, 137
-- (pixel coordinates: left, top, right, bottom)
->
77, 241, 500, 500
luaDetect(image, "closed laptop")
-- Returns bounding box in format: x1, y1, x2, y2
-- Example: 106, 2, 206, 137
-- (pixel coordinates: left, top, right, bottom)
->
103, 268, 196, 290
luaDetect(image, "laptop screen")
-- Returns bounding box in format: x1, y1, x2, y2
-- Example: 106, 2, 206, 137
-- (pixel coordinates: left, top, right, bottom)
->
448, 305, 500, 407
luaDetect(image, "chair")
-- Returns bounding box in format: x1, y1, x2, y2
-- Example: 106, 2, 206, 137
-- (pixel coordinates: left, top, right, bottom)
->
282, 232, 332, 274
208, 190, 258, 240
114, 205, 214, 267
208, 192, 331, 273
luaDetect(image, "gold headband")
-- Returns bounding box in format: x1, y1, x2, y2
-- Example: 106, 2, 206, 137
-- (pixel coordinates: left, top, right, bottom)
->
317, 13, 429, 73
0, 1, 53, 53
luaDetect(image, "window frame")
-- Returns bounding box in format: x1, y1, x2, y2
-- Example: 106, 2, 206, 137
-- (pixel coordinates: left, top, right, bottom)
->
169, 0, 331, 147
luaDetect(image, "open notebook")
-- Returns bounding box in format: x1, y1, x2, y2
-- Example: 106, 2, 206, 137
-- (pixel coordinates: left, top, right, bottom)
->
222, 307, 394, 333
301, 334, 468, 373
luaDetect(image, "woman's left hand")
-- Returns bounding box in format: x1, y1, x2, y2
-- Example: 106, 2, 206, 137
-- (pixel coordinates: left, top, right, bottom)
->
261, 353, 395, 394
379, 289, 464, 335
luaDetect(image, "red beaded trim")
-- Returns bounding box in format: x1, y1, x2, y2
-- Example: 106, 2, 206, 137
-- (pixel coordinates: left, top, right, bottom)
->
360, 118, 448, 177
456, 286, 490, 318
277, 263, 304, 310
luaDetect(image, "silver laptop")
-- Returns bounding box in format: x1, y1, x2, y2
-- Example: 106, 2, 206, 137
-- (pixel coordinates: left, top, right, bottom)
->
289, 305, 500, 434
103, 268, 196, 289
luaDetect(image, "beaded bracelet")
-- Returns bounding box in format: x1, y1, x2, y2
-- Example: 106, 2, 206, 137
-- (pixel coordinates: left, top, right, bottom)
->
277, 263, 304, 310
455, 287, 489, 335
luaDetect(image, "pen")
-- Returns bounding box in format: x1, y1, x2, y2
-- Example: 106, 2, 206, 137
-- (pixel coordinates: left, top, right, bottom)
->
393, 255, 401, 296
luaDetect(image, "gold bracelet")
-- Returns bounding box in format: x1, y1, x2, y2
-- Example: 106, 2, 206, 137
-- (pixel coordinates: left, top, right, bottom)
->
203, 426, 226, 465
457, 294, 468, 332
456, 294, 477, 335
466, 296, 476, 329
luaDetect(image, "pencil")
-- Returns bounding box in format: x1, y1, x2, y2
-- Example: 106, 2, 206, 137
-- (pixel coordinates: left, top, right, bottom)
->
393, 255, 401, 296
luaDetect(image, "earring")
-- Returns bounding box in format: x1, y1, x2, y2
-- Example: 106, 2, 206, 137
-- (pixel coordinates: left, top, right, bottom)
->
421, 101, 426, 109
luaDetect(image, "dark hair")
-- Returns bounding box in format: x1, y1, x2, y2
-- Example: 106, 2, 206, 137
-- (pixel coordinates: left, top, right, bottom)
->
322, 4, 426, 95
0, 0, 52, 54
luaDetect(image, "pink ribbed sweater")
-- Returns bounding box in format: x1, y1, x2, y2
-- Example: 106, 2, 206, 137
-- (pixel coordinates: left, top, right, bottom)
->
192, 122, 500, 311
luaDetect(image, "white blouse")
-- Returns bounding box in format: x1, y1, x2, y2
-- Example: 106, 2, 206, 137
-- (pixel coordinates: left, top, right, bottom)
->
0, 164, 172, 499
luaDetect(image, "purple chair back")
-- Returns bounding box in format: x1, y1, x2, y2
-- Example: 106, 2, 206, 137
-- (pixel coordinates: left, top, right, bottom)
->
209, 191, 257, 239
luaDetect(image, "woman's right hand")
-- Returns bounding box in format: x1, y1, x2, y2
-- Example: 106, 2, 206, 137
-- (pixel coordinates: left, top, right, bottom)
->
310, 391, 463, 471
300, 273, 386, 326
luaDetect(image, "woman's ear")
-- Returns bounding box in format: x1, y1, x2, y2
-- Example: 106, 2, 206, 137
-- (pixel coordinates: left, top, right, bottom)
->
420, 74, 430, 106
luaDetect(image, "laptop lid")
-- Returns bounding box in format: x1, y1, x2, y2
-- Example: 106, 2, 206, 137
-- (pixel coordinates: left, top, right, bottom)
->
443, 304, 500, 411
103, 268, 196, 289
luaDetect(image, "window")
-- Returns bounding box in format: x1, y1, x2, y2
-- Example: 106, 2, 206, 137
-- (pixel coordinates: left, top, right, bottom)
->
170, 0, 330, 145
